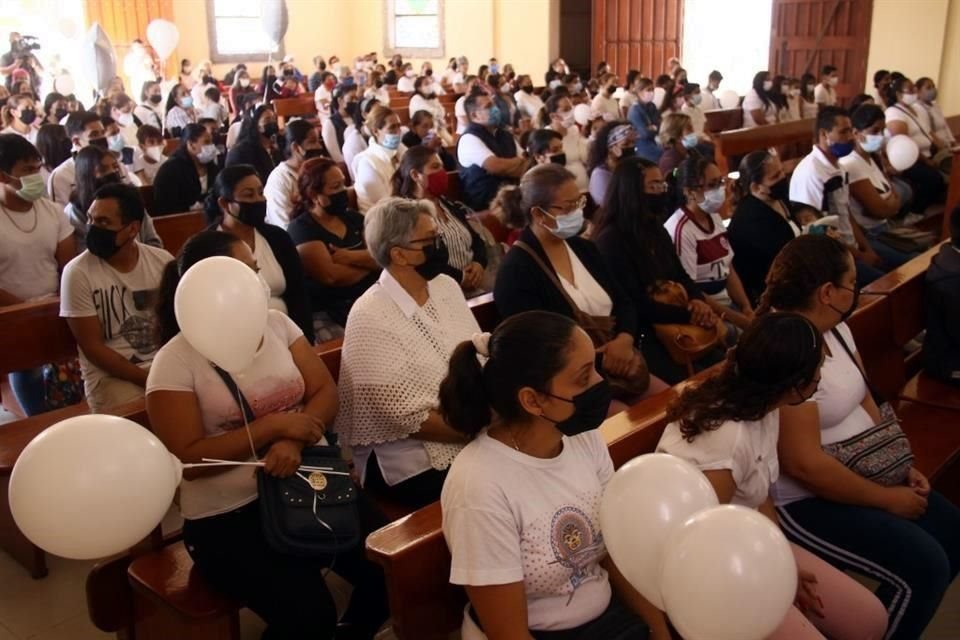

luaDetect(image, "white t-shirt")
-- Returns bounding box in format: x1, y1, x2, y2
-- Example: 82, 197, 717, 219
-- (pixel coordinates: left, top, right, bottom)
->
457, 132, 523, 169
60, 244, 173, 398
838, 151, 894, 230
1, 125, 37, 145
253, 229, 287, 313
773, 323, 874, 506
397, 75, 416, 93
514, 90, 544, 120
225, 120, 243, 150
814, 83, 837, 106
681, 102, 706, 135
455, 96, 468, 134
0, 197, 73, 300
742, 89, 777, 128
264, 162, 298, 229
620, 90, 639, 115
789, 146, 855, 247
658, 411, 780, 509
146, 310, 307, 519
442, 430, 614, 631
342, 128, 368, 182
322, 117, 352, 164
701, 87, 721, 111
352, 140, 401, 212
559, 126, 589, 191
134, 103, 164, 131
314, 85, 333, 121
132, 148, 165, 185
559, 243, 613, 317
48, 156, 76, 204
921, 101, 957, 146
409, 94, 446, 127
590, 93, 620, 121
885, 104, 934, 158
664, 208, 733, 289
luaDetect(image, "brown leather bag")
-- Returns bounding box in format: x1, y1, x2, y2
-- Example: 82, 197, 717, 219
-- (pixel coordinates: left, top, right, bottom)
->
649, 281, 726, 374
514, 241, 650, 396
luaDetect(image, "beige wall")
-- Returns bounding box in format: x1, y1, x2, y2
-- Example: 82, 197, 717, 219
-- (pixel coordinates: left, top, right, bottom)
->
173, 0, 551, 81
866, 0, 960, 114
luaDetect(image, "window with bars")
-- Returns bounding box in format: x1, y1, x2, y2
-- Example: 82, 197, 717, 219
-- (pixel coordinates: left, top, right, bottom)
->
207, 0, 283, 63
385, 0, 444, 58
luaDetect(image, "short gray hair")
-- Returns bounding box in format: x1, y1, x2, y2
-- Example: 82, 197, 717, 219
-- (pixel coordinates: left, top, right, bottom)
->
364, 197, 433, 268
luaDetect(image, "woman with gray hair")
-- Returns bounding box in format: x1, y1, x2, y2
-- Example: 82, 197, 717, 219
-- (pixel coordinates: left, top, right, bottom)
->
334, 197, 480, 508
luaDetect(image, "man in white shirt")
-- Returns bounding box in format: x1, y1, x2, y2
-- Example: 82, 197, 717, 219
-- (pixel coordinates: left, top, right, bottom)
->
513, 74, 543, 120
48, 111, 108, 204
456, 92, 526, 211
314, 72, 337, 122
131, 124, 165, 186
789, 106, 884, 286
590, 73, 621, 121
453, 56, 470, 93
701, 70, 723, 111
60, 183, 173, 411
455, 76, 479, 134
814, 64, 839, 107
680, 83, 707, 137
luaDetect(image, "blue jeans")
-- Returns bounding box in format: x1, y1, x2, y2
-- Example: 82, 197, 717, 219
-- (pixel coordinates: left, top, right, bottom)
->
855, 258, 885, 288
777, 491, 960, 640
8, 367, 47, 416
865, 224, 921, 270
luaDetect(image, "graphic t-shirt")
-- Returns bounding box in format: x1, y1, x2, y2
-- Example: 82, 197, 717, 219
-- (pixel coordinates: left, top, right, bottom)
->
60, 243, 173, 395
0, 197, 73, 301
442, 430, 614, 631
664, 207, 733, 293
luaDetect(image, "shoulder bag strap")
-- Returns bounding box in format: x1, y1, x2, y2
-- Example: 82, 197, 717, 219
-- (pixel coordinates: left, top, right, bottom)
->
830, 327, 885, 405
514, 240, 581, 312
893, 104, 935, 144
211, 364, 256, 424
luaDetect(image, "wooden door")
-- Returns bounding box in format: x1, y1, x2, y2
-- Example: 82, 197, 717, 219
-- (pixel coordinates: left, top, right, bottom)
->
84, 0, 179, 83
560, 0, 593, 80
769, 0, 873, 101
592, 0, 684, 81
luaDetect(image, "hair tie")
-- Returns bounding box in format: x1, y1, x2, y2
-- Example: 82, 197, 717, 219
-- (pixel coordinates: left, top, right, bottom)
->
471, 332, 491, 357
607, 124, 633, 148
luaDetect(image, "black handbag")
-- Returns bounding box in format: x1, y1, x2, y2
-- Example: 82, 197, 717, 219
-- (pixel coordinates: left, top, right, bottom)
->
212, 365, 362, 556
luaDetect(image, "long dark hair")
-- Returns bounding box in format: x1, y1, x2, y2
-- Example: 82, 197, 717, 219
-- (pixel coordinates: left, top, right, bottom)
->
393, 144, 435, 198
800, 73, 816, 102
594, 156, 660, 241
203, 163, 260, 225
736, 149, 774, 201
155, 230, 244, 345
756, 235, 852, 315
70, 145, 112, 215
884, 75, 912, 109
330, 84, 359, 151
752, 71, 773, 108
666, 312, 824, 440
238, 104, 274, 147
586, 120, 630, 174
675, 153, 714, 207
439, 311, 579, 435
35, 123, 71, 171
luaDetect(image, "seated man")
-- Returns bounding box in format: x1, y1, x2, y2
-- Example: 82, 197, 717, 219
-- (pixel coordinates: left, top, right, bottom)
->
48, 111, 107, 203
924, 207, 960, 384
814, 64, 839, 108
456, 91, 526, 211
60, 183, 173, 411
789, 106, 885, 287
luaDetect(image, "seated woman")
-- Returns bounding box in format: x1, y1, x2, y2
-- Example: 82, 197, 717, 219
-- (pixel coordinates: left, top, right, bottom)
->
540, 95, 589, 191
65, 146, 161, 251
525, 128, 564, 168
440, 311, 670, 640
626, 77, 662, 162
206, 164, 314, 343
394, 146, 488, 293
35, 123, 72, 187
587, 122, 636, 209
840, 104, 918, 268
884, 76, 947, 214
146, 230, 388, 640
799, 73, 819, 119
264, 119, 325, 229
742, 71, 779, 128
760, 234, 960, 640
593, 156, 720, 384
409, 76, 451, 144
916, 77, 957, 150
493, 164, 664, 398
287, 157, 378, 334
726, 150, 800, 305
163, 84, 196, 139
322, 83, 359, 165
659, 311, 888, 639
334, 197, 479, 509
343, 97, 379, 182
656, 112, 697, 176
352, 105, 404, 212
225, 104, 283, 183
152, 123, 219, 215
664, 155, 754, 331
402, 110, 456, 171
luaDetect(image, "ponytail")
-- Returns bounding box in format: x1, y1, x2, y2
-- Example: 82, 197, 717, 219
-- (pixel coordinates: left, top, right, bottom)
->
491, 184, 525, 229
155, 260, 182, 346
439, 341, 491, 436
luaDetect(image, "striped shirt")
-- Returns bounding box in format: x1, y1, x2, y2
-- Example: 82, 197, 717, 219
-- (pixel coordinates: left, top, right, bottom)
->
164, 106, 196, 132
435, 202, 474, 272
664, 207, 733, 295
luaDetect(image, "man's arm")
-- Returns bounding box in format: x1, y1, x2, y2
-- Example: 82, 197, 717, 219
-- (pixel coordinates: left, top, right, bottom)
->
66, 316, 149, 386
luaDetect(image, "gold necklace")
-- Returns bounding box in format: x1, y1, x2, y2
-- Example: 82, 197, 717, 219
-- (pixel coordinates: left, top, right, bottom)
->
1, 202, 37, 233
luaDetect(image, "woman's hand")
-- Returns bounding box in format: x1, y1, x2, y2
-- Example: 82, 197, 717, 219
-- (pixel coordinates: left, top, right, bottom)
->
795, 568, 825, 618
268, 412, 326, 443
262, 439, 303, 478
908, 467, 931, 497
687, 299, 716, 328
883, 485, 928, 519
601, 333, 635, 377
462, 262, 484, 290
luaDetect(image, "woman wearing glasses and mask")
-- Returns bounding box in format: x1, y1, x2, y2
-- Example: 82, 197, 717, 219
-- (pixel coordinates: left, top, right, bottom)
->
334, 197, 480, 509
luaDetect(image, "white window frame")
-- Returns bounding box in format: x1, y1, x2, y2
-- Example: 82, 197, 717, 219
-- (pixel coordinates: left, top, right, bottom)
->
383, 0, 445, 59
206, 0, 284, 64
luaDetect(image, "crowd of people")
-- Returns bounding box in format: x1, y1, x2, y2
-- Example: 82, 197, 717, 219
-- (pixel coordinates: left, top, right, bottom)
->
2, 38, 960, 640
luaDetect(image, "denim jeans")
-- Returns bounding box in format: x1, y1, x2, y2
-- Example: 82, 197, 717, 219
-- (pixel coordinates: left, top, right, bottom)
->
865, 224, 921, 270
8, 367, 47, 416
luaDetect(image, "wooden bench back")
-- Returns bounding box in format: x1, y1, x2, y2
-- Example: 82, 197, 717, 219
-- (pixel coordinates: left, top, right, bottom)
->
713, 118, 815, 174
152, 210, 206, 256
0, 299, 75, 377
138, 185, 156, 215
704, 108, 743, 134
273, 96, 317, 119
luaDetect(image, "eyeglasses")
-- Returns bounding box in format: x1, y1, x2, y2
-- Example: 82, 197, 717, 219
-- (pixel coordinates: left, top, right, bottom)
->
646, 181, 669, 193
403, 234, 440, 249
547, 195, 587, 214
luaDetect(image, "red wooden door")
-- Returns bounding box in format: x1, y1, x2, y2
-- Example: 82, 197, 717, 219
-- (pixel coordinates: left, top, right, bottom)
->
592, 0, 684, 81
769, 0, 873, 101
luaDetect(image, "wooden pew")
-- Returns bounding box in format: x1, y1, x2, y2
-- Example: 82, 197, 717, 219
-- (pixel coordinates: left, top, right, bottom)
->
273, 95, 317, 129
703, 108, 743, 134
139, 185, 156, 215
152, 210, 206, 256
712, 118, 815, 174
940, 114, 960, 240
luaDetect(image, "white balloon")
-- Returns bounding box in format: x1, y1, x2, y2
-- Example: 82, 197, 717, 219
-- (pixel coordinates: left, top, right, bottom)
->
146, 19, 180, 62
718, 89, 740, 109
599, 453, 718, 609
886, 134, 919, 172
9, 415, 180, 560
81, 23, 117, 93
53, 74, 75, 97
573, 103, 592, 127
175, 256, 268, 373
661, 505, 797, 640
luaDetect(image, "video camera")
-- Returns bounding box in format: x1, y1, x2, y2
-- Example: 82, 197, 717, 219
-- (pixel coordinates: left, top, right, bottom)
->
12, 35, 40, 53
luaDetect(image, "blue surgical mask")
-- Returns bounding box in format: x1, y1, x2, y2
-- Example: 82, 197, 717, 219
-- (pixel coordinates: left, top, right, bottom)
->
828, 141, 855, 158
698, 186, 726, 214
197, 143, 218, 164
382, 132, 402, 150
682, 133, 699, 149
543, 207, 584, 239
180, 96, 194, 109
862, 134, 884, 154
108, 134, 125, 153
486, 105, 502, 127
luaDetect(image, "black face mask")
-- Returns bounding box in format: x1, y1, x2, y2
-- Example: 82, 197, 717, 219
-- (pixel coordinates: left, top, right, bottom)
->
261, 122, 280, 138
229, 200, 267, 227
148, 94, 162, 105
412, 236, 449, 280
94, 172, 122, 190
828, 285, 859, 322
19, 109, 36, 125
606, 86, 616, 96
88, 137, 109, 150
55, 107, 69, 120
549, 152, 567, 166
303, 148, 326, 160
522, 85, 533, 94
86, 224, 127, 260
645, 192, 669, 217
767, 177, 790, 201
325, 189, 349, 216
542, 379, 613, 436
619, 146, 636, 158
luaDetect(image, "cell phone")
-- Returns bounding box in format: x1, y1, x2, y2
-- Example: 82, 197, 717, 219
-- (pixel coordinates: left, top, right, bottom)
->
121, 147, 134, 166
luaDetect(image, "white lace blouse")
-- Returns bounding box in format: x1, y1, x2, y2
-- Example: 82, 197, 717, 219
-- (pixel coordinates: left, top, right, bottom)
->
334, 270, 481, 485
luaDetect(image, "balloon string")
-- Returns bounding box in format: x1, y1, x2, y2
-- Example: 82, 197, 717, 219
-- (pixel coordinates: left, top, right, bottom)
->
235, 387, 259, 463
181, 459, 350, 476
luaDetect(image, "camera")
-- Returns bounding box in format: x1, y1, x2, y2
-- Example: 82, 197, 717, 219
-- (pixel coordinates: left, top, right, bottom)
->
12, 35, 40, 53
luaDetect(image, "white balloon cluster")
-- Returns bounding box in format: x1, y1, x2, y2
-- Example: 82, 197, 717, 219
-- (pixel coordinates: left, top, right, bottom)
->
600, 454, 797, 640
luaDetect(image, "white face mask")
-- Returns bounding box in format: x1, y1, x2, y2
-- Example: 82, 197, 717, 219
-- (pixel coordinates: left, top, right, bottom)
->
240, 78, 251, 88
829, 76, 840, 87
901, 93, 918, 106
557, 110, 575, 128
640, 90, 655, 103
762, 80, 773, 91
116, 112, 134, 128
789, 88, 801, 97
690, 94, 702, 106
145, 145, 164, 162
405, 69, 415, 78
